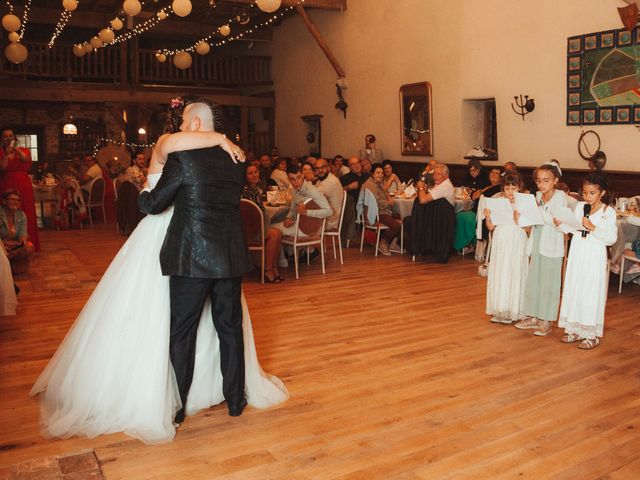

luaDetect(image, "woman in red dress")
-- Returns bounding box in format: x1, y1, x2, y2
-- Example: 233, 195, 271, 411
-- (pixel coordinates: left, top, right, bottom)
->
0, 127, 40, 251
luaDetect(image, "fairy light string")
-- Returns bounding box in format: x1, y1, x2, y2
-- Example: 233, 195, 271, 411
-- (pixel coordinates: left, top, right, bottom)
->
48, 4, 77, 49
92, 138, 156, 156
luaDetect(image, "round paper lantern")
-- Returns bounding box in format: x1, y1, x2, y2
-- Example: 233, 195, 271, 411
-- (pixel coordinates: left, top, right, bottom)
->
62, 0, 78, 12
123, 0, 142, 16
90, 36, 103, 48
172, 0, 192, 17
156, 52, 167, 62
157, 10, 167, 20
111, 18, 124, 31
72, 44, 85, 56
99, 28, 115, 43
256, 0, 281, 13
195, 41, 210, 55
82, 42, 93, 53
218, 24, 231, 36
2, 14, 21, 32
173, 51, 192, 70
5, 42, 28, 64
8, 31, 19, 43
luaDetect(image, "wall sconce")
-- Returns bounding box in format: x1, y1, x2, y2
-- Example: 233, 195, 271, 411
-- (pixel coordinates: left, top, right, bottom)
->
138, 127, 146, 135
511, 94, 535, 120
63, 117, 78, 135
335, 83, 348, 119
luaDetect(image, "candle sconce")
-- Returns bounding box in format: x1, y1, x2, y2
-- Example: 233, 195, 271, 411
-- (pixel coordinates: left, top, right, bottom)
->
511, 94, 535, 120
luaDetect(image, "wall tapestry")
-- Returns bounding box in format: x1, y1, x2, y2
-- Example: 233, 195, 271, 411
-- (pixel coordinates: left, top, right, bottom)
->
567, 27, 640, 125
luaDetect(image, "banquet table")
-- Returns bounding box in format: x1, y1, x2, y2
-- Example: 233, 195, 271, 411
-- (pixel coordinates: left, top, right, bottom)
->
611, 212, 640, 283
32, 183, 57, 227
263, 203, 289, 225
392, 195, 473, 219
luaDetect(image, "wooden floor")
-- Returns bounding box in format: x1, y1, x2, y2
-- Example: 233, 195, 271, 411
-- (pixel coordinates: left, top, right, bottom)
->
1, 223, 640, 479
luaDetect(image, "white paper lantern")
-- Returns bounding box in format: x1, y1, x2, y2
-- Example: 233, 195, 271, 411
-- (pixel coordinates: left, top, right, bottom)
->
218, 24, 231, 37
156, 52, 167, 62
72, 44, 85, 56
157, 10, 167, 20
82, 42, 93, 53
5, 42, 28, 64
62, 0, 78, 12
173, 51, 192, 70
2, 14, 21, 32
172, 0, 192, 17
90, 36, 103, 48
195, 41, 210, 55
256, 0, 281, 13
99, 28, 115, 43
111, 18, 124, 31
8, 31, 19, 43
123, 0, 142, 16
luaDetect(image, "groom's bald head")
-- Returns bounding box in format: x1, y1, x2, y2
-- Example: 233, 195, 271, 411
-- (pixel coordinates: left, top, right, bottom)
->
180, 101, 215, 132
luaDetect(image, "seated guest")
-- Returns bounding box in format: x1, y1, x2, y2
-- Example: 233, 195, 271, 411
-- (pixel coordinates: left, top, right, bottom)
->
302, 161, 317, 185
480, 167, 502, 199
74, 154, 103, 194
270, 158, 291, 189
289, 156, 301, 168
0, 189, 35, 274
403, 162, 456, 263
305, 156, 318, 168
462, 159, 490, 198
314, 158, 343, 231
362, 163, 403, 255
381, 159, 401, 194
258, 154, 272, 184
272, 164, 332, 238
503, 161, 517, 173
340, 156, 368, 244
331, 155, 349, 178
361, 157, 372, 176
122, 151, 148, 190
241, 164, 285, 283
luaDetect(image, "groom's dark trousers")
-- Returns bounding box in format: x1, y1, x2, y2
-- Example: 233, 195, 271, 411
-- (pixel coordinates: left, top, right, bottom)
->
170, 276, 244, 410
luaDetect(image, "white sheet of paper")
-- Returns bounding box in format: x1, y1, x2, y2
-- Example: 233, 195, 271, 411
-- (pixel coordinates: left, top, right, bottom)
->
404, 184, 416, 197
551, 205, 584, 234
483, 197, 515, 226
514, 193, 544, 227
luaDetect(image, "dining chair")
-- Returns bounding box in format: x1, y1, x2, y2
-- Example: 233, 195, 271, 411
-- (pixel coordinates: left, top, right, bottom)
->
324, 190, 347, 264
116, 181, 143, 235
359, 189, 404, 256
239, 199, 265, 284
87, 176, 106, 225
281, 201, 326, 279
618, 252, 640, 293
113, 178, 123, 230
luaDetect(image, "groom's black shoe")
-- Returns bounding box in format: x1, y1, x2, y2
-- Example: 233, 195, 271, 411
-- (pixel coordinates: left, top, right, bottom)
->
174, 408, 185, 425
228, 398, 247, 417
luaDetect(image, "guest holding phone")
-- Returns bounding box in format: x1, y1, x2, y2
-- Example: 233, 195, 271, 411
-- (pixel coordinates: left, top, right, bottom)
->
0, 189, 35, 274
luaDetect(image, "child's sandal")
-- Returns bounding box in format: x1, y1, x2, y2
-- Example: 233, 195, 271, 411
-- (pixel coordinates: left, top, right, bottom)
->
561, 333, 581, 343
577, 337, 600, 350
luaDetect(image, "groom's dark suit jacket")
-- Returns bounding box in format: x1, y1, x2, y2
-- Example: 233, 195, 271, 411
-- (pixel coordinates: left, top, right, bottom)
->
138, 147, 252, 279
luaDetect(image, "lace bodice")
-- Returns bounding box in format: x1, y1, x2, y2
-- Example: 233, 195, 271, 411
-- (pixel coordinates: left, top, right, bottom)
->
148, 172, 162, 189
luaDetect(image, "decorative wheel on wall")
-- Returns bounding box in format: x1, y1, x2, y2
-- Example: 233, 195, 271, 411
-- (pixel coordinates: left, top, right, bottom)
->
578, 129, 606, 170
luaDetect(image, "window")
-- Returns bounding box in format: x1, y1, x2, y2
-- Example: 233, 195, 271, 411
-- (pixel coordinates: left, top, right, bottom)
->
15, 133, 39, 162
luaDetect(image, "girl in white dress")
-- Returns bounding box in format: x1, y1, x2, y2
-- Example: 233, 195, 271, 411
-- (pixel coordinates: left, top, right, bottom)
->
483, 171, 529, 324
30, 100, 288, 444
558, 173, 617, 349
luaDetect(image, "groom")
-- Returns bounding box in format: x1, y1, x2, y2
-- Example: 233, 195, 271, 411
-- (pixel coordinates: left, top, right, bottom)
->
138, 99, 252, 423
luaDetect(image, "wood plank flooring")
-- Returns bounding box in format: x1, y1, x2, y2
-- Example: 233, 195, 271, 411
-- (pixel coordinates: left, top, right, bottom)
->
1, 223, 639, 479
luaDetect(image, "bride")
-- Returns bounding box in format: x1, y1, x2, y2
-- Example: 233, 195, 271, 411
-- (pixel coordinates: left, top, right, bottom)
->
30, 99, 288, 444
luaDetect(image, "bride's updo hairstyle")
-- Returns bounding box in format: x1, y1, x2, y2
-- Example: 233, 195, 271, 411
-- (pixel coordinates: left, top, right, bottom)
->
165, 96, 187, 134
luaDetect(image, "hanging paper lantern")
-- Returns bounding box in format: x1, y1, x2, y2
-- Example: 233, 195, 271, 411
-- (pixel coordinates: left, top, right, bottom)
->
90, 36, 103, 48
173, 51, 192, 70
155, 52, 167, 62
219, 24, 231, 36
72, 44, 85, 56
111, 18, 124, 31
5, 42, 28, 64
62, 0, 78, 12
123, 0, 142, 16
195, 41, 210, 55
8, 31, 19, 43
256, 0, 281, 13
172, 0, 192, 17
99, 28, 115, 43
157, 10, 167, 20
2, 14, 21, 32
82, 42, 93, 53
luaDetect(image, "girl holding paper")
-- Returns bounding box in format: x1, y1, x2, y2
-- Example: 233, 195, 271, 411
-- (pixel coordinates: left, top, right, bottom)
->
557, 173, 617, 349
484, 172, 530, 324
515, 162, 569, 336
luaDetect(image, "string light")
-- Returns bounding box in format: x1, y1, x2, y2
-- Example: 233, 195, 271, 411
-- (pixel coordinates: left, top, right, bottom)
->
92, 138, 156, 156
48, 3, 77, 49
17, 0, 30, 40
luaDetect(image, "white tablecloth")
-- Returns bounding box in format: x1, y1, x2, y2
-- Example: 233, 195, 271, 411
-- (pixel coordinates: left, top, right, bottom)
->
263, 203, 289, 225
392, 196, 473, 220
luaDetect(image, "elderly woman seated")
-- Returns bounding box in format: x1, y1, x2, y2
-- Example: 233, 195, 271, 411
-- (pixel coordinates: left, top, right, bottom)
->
362, 163, 403, 255
1, 189, 35, 274
241, 164, 285, 283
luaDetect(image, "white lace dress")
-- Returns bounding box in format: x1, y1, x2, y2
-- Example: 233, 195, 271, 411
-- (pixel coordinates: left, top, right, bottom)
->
31, 173, 288, 444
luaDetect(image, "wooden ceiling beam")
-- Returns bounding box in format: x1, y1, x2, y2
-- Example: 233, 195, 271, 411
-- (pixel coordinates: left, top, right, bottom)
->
295, 5, 345, 78
27, 7, 273, 41
228, 0, 346, 10
0, 81, 276, 108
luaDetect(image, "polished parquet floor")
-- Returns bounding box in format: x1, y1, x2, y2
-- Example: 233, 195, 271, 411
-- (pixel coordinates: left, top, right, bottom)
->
1, 223, 640, 479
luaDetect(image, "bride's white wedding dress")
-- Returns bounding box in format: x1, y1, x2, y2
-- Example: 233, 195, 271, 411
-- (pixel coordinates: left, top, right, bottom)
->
31, 173, 288, 444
